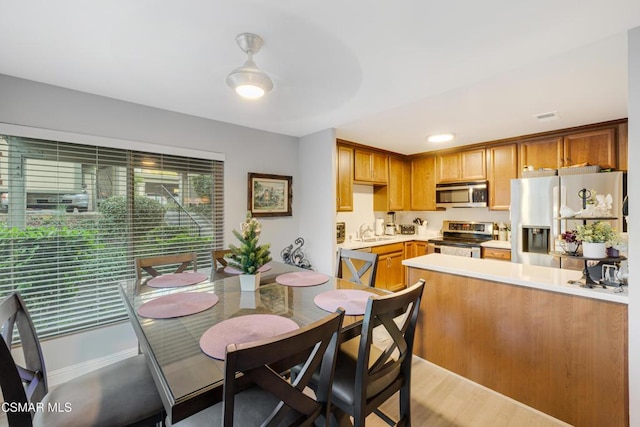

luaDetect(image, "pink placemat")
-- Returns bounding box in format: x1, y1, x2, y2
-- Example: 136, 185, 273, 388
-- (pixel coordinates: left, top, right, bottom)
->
275, 271, 330, 287
314, 289, 373, 315
147, 272, 208, 288
223, 264, 272, 275
137, 292, 219, 319
200, 314, 299, 360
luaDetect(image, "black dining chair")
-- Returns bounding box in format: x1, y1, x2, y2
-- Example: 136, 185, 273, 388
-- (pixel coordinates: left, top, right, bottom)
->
135, 252, 198, 285
301, 279, 425, 426
168, 309, 345, 427
336, 248, 379, 287
0, 292, 164, 427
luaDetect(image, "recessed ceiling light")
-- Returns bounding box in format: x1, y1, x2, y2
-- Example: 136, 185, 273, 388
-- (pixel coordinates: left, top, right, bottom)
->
427, 133, 455, 143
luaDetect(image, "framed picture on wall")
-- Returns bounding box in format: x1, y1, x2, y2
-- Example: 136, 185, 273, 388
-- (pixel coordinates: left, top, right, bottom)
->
248, 173, 292, 217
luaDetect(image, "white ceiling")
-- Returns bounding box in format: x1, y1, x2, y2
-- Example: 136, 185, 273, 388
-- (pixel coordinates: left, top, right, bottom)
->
1, 1, 639, 154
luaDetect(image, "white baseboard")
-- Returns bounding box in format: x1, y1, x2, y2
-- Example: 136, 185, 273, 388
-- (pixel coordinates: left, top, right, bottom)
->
47, 347, 139, 388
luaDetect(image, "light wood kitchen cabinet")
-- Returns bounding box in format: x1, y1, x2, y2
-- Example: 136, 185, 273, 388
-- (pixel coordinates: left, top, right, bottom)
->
563, 128, 616, 169
372, 243, 405, 292
618, 121, 628, 171
354, 149, 388, 184
487, 143, 517, 210
481, 246, 511, 261
437, 148, 486, 183
410, 155, 437, 211
519, 127, 618, 170
373, 155, 406, 211
336, 144, 353, 211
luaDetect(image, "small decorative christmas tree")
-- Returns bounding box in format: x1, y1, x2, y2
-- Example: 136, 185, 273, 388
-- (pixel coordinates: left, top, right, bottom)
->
227, 212, 272, 274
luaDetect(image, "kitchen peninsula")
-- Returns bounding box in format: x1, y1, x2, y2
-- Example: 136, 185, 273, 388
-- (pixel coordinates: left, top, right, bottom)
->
404, 253, 628, 427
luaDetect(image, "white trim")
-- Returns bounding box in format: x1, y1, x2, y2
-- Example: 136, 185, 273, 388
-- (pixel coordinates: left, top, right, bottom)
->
46, 347, 139, 388
0, 122, 225, 161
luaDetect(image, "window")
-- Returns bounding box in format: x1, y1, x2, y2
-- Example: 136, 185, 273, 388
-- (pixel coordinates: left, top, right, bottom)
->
0, 135, 224, 339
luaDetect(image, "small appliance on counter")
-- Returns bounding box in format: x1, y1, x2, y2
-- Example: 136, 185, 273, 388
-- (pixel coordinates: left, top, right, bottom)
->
336, 222, 345, 243
399, 224, 416, 235
375, 217, 384, 236
385, 211, 397, 235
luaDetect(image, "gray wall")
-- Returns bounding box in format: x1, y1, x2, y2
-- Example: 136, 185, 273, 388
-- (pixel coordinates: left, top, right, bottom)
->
0, 73, 336, 372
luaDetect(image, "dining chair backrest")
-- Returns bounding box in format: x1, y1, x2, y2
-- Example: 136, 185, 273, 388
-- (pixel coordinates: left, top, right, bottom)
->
1, 292, 165, 427
135, 252, 198, 284
0, 293, 48, 426
336, 248, 379, 287
212, 249, 231, 272
330, 279, 425, 426
222, 309, 345, 426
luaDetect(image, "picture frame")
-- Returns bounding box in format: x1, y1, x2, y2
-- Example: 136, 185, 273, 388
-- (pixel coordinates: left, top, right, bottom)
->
248, 173, 292, 217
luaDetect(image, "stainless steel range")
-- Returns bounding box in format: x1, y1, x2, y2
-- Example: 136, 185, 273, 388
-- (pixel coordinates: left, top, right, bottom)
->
427, 220, 495, 258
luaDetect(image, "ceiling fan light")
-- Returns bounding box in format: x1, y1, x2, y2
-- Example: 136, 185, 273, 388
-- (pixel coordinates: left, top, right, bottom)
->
427, 133, 455, 143
235, 84, 265, 99
226, 33, 273, 99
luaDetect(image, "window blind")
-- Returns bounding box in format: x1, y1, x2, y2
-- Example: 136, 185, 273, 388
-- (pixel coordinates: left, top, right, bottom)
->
0, 136, 224, 339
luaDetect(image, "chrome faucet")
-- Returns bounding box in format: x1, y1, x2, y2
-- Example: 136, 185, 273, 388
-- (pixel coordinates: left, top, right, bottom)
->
358, 223, 373, 239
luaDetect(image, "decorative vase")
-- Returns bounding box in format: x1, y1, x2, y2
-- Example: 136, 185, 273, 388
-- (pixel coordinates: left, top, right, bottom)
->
582, 242, 606, 259
560, 241, 580, 255
606, 247, 620, 258
239, 272, 261, 292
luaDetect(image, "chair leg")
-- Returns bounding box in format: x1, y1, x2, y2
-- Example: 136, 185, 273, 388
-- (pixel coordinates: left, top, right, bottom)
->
398, 381, 411, 427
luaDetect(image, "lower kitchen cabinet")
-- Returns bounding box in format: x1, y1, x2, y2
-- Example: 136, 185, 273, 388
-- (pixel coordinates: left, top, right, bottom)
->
481, 246, 511, 261
372, 243, 405, 292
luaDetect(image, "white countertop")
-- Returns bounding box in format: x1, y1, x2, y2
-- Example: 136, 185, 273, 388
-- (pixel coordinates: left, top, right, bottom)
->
338, 233, 436, 250
480, 240, 511, 249
403, 253, 628, 304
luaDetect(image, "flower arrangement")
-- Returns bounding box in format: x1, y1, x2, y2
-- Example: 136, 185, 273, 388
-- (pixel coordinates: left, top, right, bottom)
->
575, 221, 617, 244
227, 212, 272, 274
559, 230, 580, 255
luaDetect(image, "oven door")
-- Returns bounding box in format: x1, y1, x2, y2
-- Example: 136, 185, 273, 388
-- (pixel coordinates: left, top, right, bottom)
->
433, 243, 481, 258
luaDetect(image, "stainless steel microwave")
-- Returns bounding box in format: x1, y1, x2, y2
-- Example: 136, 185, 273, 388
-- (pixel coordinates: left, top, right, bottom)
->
435, 181, 488, 208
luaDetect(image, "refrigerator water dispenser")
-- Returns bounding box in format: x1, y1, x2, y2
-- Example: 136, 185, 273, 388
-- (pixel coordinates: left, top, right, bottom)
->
522, 226, 550, 254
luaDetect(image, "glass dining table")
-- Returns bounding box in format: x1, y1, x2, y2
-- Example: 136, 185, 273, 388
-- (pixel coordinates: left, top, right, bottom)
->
119, 261, 387, 424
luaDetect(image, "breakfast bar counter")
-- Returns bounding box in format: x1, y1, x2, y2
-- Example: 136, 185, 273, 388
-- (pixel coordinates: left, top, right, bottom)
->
403, 253, 628, 303
404, 253, 628, 427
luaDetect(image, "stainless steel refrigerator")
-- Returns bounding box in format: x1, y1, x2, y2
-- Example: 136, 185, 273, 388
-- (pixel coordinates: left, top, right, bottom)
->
510, 171, 624, 268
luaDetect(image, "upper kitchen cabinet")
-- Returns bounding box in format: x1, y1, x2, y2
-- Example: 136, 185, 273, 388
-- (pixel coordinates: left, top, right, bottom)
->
487, 143, 517, 210
336, 144, 353, 211
410, 155, 437, 211
436, 148, 486, 183
563, 128, 616, 169
519, 123, 623, 170
519, 136, 563, 170
374, 155, 407, 211
354, 149, 388, 184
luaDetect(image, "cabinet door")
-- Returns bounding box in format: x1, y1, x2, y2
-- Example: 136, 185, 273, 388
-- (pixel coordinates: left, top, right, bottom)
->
336, 145, 353, 211
415, 242, 427, 256
436, 152, 461, 183
488, 144, 517, 210
387, 156, 405, 210
563, 128, 616, 169
618, 122, 627, 171
404, 242, 416, 259
371, 152, 388, 183
386, 251, 405, 292
519, 137, 563, 170
354, 149, 373, 182
460, 149, 486, 180
410, 155, 437, 210
481, 247, 511, 261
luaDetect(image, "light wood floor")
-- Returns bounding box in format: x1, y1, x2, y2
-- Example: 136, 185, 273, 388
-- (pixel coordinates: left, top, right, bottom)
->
0, 357, 570, 427
365, 357, 571, 427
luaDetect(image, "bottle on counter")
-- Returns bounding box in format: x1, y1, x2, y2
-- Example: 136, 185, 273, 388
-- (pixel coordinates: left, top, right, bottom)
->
498, 223, 507, 241
493, 223, 499, 240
